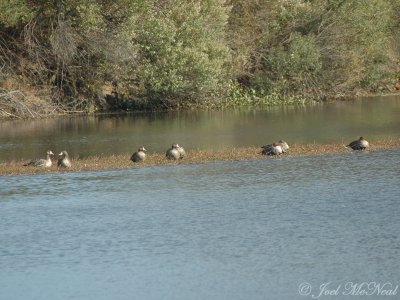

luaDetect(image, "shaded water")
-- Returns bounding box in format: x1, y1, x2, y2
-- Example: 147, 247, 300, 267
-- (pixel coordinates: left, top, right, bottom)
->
0, 96, 400, 162
1, 150, 399, 300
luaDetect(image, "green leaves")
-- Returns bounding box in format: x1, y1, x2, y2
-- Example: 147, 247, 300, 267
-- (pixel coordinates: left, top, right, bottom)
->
0, 0, 33, 27
134, 0, 231, 106
0, 0, 398, 115
229, 0, 399, 98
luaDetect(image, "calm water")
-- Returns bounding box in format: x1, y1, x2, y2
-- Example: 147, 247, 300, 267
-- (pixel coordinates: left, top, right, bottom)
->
0, 96, 400, 162
0, 150, 399, 300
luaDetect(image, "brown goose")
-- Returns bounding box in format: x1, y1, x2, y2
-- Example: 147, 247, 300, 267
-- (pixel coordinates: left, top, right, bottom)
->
177, 144, 186, 159
24, 150, 54, 167
261, 140, 289, 155
261, 143, 283, 156
346, 137, 369, 150
277, 140, 290, 152
57, 151, 72, 168
166, 144, 185, 160
261, 140, 290, 154
130, 146, 147, 162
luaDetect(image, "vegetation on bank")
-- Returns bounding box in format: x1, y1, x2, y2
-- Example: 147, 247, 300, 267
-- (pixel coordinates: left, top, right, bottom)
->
1, 139, 400, 176
1, 0, 400, 118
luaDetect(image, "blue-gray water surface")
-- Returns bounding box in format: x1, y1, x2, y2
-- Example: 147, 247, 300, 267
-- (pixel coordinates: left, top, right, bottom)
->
1, 150, 399, 300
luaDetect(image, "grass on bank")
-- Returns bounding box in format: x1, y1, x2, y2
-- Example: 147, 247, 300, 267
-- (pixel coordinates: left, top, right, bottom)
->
1, 139, 400, 176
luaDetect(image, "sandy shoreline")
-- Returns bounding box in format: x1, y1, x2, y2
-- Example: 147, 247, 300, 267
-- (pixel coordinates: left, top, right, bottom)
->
1, 139, 399, 176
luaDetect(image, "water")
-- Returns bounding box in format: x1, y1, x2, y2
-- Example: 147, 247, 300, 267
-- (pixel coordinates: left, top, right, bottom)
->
1, 150, 399, 300
0, 96, 400, 162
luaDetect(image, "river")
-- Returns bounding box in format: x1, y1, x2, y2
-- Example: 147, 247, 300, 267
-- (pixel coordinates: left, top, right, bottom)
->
0, 96, 399, 162
0, 96, 399, 299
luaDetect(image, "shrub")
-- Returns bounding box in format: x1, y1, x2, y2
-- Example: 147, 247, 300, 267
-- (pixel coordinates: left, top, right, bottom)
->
133, 0, 231, 107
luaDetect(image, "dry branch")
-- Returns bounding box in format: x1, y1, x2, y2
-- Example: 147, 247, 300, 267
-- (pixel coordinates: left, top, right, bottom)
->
0, 88, 68, 118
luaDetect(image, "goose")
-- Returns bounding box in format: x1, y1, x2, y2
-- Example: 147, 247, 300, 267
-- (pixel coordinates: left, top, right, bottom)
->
262, 140, 290, 154
24, 150, 54, 167
57, 151, 72, 168
130, 146, 147, 162
177, 144, 186, 159
346, 137, 369, 150
261, 143, 283, 156
261, 139, 289, 155
277, 140, 290, 152
166, 144, 185, 160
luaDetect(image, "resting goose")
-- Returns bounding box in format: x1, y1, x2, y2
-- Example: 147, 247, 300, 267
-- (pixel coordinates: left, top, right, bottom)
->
24, 150, 54, 167
57, 151, 72, 168
130, 146, 147, 162
346, 137, 369, 150
262, 140, 290, 154
166, 144, 185, 160
261, 143, 283, 156
277, 140, 290, 153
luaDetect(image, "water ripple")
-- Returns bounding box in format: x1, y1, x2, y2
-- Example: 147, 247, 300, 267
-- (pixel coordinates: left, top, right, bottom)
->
0, 150, 399, 300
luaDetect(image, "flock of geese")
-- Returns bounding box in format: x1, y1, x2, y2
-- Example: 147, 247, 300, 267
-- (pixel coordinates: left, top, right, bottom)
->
22, 137, 370, 169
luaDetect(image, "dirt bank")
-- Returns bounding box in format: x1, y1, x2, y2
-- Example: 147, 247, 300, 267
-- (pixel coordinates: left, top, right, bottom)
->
1, 139, 399, 176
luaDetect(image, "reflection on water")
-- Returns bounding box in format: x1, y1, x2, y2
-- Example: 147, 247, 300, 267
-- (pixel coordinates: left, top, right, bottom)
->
0, 150, 399, 300
0, 96, 400, 161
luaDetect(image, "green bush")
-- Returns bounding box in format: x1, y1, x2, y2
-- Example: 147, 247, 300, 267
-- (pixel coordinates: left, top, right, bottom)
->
134, 0, 231, 107
228, 0, 399, 98
0, 0, 399, 117
0, 0, 32, 27
247, 33, 321, 95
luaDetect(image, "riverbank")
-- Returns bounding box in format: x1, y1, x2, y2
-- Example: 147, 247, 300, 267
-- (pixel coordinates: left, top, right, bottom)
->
1, 139, 399, 176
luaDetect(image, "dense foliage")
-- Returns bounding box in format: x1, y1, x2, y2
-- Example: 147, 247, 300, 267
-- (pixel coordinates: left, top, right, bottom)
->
0, 0, 399, 116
